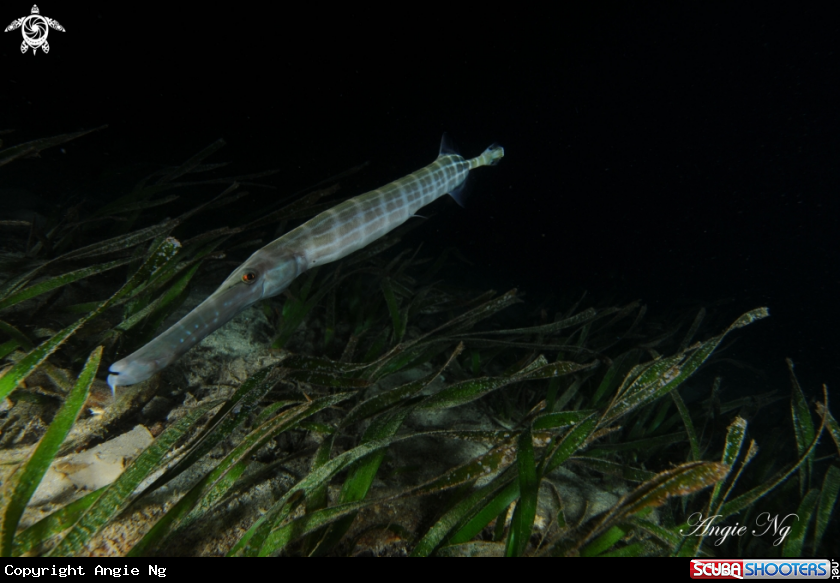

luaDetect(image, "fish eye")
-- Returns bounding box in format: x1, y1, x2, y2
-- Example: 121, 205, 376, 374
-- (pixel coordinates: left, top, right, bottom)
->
241, 271, 258, 284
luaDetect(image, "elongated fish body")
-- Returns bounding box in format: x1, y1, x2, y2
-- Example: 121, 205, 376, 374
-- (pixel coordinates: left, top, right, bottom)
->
107, 137, 504, 390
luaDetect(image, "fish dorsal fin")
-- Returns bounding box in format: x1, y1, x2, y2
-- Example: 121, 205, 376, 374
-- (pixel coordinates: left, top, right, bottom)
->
440, 133, 468, 206
439, 132, 460, 157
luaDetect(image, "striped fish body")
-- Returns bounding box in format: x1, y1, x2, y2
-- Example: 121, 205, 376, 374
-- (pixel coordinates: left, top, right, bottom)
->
276, 153, 472, 267
107, 136, 504, 390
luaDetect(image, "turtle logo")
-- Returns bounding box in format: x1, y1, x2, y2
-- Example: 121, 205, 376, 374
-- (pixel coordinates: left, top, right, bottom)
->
4, 5, 65, 55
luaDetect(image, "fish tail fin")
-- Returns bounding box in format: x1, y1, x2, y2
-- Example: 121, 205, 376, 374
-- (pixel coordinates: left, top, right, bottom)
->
438, 134, 503, 206
469, 143, 505, 169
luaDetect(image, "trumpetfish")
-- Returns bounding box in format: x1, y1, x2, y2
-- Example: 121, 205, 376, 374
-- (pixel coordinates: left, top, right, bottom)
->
107, 136, 504, 391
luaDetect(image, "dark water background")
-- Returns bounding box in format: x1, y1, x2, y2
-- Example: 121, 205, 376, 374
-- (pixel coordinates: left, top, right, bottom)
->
2, 4, 838, 403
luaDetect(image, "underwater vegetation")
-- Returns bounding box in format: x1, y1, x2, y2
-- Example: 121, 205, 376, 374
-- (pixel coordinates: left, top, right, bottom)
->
0, 129, 838, 557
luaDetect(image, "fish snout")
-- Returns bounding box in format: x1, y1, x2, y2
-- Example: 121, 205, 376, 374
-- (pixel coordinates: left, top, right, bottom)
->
107, 356, 161, 392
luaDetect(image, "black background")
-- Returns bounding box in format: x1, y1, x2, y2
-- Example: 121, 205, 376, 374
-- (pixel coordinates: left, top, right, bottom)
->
2, 3, 838, 398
